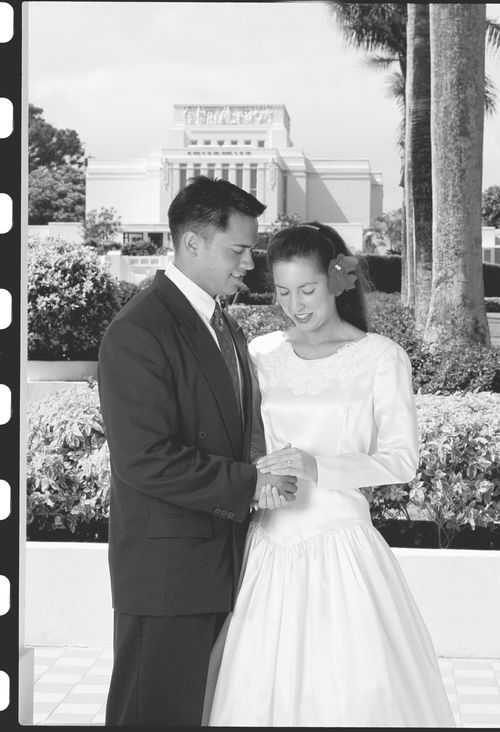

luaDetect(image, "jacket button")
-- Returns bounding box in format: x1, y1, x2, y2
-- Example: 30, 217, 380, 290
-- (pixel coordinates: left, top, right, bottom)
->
214, 508, 221, 515
199, 430, 207, 440
228, 511, 234, 519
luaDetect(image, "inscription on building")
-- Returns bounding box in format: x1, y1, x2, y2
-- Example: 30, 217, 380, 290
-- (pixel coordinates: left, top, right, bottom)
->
183, 105, 273, 125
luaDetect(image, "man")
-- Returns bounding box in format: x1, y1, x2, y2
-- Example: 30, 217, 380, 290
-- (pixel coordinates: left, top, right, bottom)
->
98, 176, 297, 726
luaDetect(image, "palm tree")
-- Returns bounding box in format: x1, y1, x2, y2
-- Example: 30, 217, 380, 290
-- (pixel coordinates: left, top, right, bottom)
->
327, 2, 500, 327
404, 4, 431, 330
424, 4, 490, 347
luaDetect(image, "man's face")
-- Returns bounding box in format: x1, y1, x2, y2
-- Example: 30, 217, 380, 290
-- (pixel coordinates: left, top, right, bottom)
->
194, 211, 258, 297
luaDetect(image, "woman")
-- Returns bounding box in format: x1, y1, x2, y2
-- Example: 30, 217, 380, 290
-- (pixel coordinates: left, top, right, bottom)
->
206, 223, 455, 727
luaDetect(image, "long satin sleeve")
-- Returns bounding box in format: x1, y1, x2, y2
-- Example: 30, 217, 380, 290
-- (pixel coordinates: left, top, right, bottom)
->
248, 341, 266, 463
315, 344, 419, 492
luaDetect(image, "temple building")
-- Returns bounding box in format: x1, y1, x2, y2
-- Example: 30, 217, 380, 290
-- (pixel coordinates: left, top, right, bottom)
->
85, 104, 383, 251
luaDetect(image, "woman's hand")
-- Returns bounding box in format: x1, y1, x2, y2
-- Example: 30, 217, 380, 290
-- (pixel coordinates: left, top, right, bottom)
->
254, 483, 288, 511
256, 444, 318, 483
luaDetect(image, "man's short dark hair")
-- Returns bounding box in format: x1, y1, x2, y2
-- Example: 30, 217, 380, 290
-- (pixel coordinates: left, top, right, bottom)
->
168, 176, 266, 249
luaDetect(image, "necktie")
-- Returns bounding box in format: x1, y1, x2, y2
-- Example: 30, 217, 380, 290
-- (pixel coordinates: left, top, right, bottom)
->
210, 302, 241, 414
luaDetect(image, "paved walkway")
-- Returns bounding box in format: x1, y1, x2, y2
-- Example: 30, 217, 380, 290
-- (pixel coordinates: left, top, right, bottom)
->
32, 647, 500, 727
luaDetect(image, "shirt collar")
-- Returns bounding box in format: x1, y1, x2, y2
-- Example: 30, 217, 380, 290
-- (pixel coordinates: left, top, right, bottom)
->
165, 261, 217, 322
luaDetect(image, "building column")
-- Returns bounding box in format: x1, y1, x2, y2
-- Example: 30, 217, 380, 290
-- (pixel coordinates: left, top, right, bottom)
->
242, 164, 251, 193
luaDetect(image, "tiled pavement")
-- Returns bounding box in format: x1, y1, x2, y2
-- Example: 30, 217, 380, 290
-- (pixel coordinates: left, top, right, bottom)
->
32, 647, 500, 727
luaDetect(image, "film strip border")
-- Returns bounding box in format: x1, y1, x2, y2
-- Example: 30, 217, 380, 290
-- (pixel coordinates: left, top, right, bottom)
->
0, 0, 20, 726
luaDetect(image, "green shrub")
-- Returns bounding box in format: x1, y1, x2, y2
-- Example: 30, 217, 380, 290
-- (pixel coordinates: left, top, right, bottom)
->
355, 257, 500, 296
228, 304, 292, 340
121, 240, 159, 256
369, 392, 500, 547
365, 291, 421, 359
485, 297, 500, 313
360, 254, 402, 293
242, 249, 273, 293
27, 384, 110, 534
137, 274, 155, 290
484, 262, 500, 297
116, 280, 140, 308
26, 384, 499, 548
28, 236, 121, 359
412, 340, 500, 395
366, 292, 500, 393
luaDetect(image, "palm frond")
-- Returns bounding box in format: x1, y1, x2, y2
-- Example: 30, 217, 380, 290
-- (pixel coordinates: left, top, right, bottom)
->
384, 70, 405, 110
485, 73, 497, 116
326, 2, 407, 58
486, 18, 500, 56
363, 53, 399, 70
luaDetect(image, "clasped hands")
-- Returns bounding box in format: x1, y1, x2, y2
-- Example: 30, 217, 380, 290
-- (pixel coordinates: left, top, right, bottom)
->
252, 443, 318, 511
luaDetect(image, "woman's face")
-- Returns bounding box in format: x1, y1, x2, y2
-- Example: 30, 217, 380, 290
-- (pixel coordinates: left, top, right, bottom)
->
272, 256, 336, 331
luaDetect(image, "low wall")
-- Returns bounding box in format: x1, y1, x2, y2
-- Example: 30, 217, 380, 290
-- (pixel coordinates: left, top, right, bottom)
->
25, 542, 500, 657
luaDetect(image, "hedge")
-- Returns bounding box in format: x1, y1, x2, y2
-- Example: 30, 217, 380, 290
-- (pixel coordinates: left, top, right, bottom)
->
229, 293, 500, 394
27, 386, 500, 548
242, 251, 500, 296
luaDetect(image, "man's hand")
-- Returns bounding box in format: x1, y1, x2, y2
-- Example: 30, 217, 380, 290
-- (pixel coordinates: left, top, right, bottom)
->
253, 469, 297, 510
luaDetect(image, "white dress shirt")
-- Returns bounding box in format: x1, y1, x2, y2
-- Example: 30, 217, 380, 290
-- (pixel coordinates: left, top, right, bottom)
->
164, 262, 244, 412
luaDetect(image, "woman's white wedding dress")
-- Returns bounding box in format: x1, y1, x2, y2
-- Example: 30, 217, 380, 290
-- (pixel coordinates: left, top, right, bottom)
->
207, 331, 456, 727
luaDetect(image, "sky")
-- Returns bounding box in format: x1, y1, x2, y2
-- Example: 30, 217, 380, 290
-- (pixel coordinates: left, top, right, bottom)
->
26, 1, 500, 213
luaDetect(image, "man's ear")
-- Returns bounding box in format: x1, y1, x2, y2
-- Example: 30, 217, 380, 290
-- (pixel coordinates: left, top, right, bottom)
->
182, 230, 201, 256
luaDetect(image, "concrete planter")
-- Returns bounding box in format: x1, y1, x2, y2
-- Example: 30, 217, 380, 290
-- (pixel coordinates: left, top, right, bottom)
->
487, 312, 500, 346
25, 542, 500, 656
28, 360, 98, 382
27, 361, 98, 402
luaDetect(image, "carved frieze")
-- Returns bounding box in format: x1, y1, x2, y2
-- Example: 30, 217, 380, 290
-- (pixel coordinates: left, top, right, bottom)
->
183, 105, 273, 126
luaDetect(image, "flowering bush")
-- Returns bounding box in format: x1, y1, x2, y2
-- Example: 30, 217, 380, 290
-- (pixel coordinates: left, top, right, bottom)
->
28, 236, 121, 359
27, 384, 110, 535
369, 393, 500, 547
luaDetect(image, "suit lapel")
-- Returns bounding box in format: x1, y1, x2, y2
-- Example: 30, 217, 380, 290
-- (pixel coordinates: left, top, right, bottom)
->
152, 271, 243, 456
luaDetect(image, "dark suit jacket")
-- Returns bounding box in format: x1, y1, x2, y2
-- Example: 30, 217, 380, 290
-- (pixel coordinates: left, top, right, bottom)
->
98, 270, 259, 616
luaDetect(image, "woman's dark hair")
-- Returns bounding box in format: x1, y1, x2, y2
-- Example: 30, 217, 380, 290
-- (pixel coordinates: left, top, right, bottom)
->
168, 175, 266, 249
267, 221, 369, 332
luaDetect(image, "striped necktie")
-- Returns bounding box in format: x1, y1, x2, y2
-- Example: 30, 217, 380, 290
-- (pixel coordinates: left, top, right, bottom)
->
210, 302, 241, 414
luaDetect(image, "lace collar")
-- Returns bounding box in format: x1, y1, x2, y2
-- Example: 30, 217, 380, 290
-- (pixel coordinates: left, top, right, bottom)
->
257, 332, 389, 395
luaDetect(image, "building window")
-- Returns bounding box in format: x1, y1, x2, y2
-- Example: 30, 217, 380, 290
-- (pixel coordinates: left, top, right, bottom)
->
207, 163, 215, 179
217, 140, 224, 146
282, 172, 288, 215
193, 164, 201, 177
221, 164, 229, 181
230, 139, 238, 145
244, 139, 251, 146
179, 164, 187, 188
190, 140, 198, 146
204, 139, 211, 145
236, 163, 243, 188
257, 140, 265, 148
250, 164, 258, 198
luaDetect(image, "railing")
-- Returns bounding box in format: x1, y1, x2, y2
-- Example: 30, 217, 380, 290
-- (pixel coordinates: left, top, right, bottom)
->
104, 252, 175, 284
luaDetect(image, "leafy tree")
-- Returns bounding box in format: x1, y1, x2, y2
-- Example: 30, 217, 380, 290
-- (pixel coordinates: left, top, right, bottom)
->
482, 185, 500, 228
83, 207, 122, 254
29, 104, 86, 172
367, 208, 402, 253
28, 164, 85, 225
